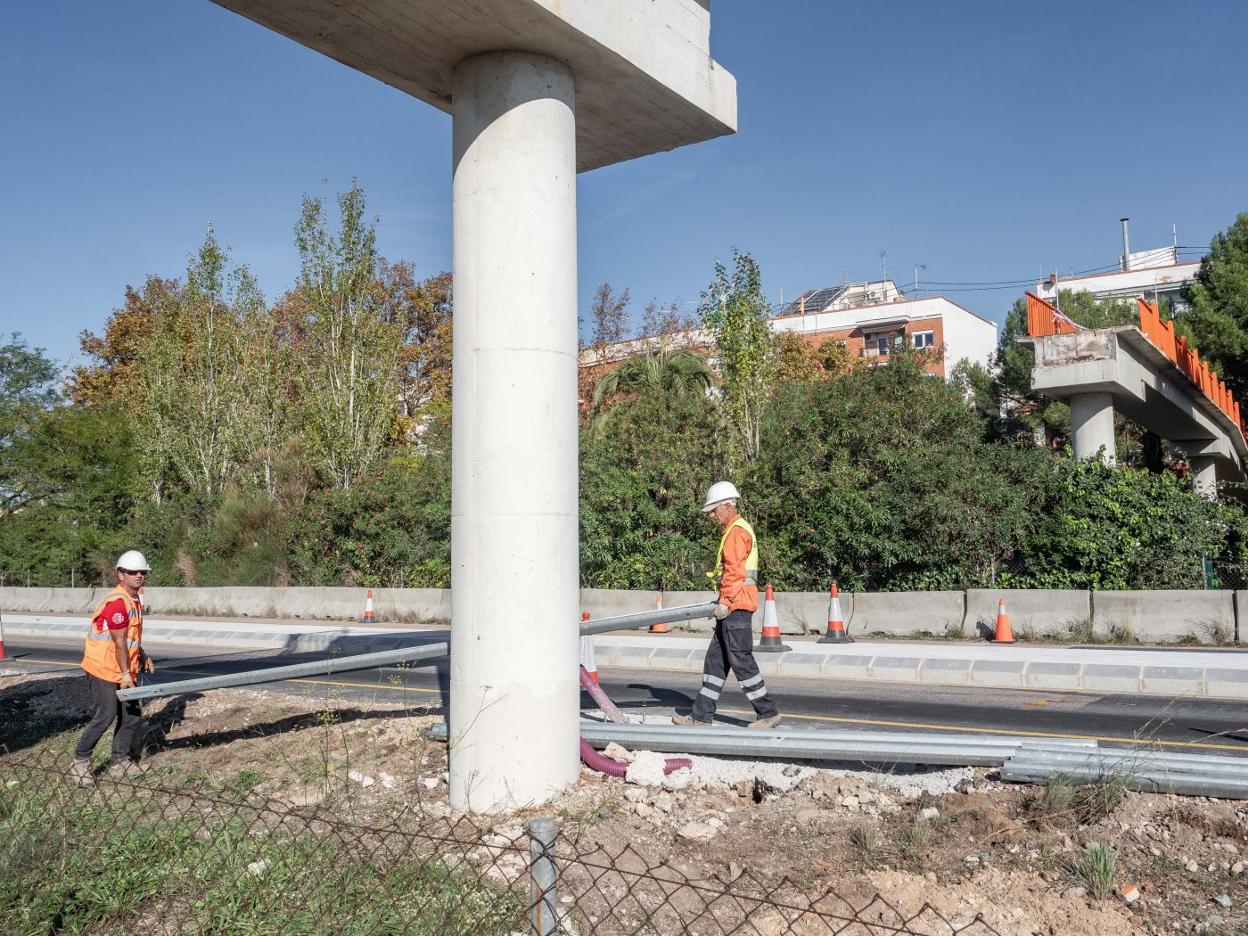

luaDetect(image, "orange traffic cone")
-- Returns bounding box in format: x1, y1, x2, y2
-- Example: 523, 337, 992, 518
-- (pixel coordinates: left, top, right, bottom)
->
755, 584, 792, 653
0, 611, 9, 661
579, 613, 598, 684
360, 589, 377, 624
649, 592, 670, 634
992, 598, 1016, 644
818, 582, 853, 644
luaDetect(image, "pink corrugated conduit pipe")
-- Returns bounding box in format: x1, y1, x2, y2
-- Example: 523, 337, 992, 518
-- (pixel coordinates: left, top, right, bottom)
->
578, 665, 691, 777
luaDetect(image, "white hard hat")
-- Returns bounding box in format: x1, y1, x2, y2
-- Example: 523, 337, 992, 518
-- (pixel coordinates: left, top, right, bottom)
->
116, 550, 150, 572
701, 481, 741, 512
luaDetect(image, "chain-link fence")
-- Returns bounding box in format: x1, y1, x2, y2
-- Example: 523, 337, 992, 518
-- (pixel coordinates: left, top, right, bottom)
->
0, 746, 1003, 936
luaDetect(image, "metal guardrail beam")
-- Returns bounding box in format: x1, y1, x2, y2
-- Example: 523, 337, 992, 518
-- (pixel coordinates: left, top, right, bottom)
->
428, 721, 1097, 768
577, 601, 717, 637
116, 642, 450, 701
116, 601, 716, 701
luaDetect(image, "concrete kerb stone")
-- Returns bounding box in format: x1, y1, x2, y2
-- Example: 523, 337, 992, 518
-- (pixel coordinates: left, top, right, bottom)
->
1236, 591, 1247, 644
967, 659, 1027, 689
851, 591, 964, 638
1092, 589, 1235, 644
964, 588, 1090, 641
1024, 661, 1082, 691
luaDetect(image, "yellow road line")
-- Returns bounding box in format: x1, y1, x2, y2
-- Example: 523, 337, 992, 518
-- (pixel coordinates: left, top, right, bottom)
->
19, 657, 1245, 752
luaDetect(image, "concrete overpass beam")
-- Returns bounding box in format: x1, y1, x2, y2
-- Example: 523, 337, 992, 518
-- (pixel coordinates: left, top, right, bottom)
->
448, 51, 580, 812
1070, 392, 1116, 463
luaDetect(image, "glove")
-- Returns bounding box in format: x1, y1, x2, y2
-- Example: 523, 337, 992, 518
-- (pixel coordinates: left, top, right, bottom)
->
713, 603, 730, 620
119, 673, 136, 689
143, 656, 156, 674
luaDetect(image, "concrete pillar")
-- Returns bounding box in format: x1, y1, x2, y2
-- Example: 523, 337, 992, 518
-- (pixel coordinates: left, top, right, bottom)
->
1070, 392, 1116, 463
1190, 456, 1218, 499
448, 51, 580, 812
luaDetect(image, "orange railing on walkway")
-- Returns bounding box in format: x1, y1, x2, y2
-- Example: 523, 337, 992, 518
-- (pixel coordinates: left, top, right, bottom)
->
1024, 292, 1081, 337
1137, 298, 1245, 439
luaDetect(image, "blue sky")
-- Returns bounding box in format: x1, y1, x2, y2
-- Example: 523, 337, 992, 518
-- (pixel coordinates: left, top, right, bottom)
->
3, 1, 1246, 369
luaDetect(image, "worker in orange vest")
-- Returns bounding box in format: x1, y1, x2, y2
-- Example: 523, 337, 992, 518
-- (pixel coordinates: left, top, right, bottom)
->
673, 482, 782, 729
71, 550, 155, 786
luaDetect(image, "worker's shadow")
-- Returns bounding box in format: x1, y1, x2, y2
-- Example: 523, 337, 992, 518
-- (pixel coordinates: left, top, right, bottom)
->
136, 694, 431, 757
621, 682, 751, 727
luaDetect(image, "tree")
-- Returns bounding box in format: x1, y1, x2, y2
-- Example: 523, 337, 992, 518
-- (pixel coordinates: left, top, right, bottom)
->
580, 392, 723, 589
590, 349, 714, 413
639, 298, 696, 349
587, 282, 631, 352
697, 249, 776, 467
749, 353, 1039, 591
138, 228, 258, 499
0, 334, 61, 510
382, 264, 453, 420
1182, 212, 1248, 398
293, 184, 401, 489
71, 278, 175, 406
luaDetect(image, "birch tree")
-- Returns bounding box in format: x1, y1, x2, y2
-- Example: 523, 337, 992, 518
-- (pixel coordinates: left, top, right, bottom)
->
294, 184, 400, 489
698, 249, 776, 467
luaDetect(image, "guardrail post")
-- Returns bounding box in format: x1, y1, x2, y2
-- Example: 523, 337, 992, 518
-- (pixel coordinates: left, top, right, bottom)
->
528, 816, 558, 936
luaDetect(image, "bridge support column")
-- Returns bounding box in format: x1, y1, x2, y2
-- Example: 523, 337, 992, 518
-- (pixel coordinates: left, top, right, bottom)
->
1070, 392, 1116, 463
1190, 456, 1219, 499
449, 51, 580, 811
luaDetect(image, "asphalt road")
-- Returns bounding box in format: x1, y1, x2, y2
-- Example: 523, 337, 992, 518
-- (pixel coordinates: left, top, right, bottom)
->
5, 635, 1247, 755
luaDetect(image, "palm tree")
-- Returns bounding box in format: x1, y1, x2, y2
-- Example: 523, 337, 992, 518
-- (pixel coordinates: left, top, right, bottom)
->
591, 349, 715, 412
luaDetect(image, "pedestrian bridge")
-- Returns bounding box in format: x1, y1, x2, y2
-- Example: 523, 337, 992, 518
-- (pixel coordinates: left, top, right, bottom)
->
1024, 293, 1247, 495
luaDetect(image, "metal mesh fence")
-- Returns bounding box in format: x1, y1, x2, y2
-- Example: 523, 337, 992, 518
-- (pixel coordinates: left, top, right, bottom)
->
0, 747, 1003, 936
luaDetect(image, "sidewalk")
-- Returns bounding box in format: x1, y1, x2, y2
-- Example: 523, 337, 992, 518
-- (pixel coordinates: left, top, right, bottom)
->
591, 634, 1248, 700
7, 613, 1248, 699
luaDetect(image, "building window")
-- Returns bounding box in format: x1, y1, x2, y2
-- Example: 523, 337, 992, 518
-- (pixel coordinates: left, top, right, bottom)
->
911, 330, 935, 349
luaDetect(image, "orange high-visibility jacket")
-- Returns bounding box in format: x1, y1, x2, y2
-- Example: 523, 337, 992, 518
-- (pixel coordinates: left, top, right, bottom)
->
708, 513, 759, 614
81, 586, 143, 683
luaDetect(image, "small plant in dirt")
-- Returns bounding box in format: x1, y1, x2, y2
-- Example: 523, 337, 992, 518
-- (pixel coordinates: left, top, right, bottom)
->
848, 820, 880, 868
1200, 620, 1234, 646
1072, 773, 1129, 825
1069, 842, 1117, 899
1027, 775, 1076, 825
1064, 616, 1097, 643
894, 818, 931, 871
1027, 772, 1128, 827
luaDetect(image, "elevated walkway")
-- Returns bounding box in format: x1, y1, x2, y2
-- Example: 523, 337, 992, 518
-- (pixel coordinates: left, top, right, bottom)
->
1025, 294, 1248, 494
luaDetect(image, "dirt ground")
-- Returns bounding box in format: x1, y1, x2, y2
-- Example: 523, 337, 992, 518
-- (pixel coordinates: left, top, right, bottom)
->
2, 667, 1245, 936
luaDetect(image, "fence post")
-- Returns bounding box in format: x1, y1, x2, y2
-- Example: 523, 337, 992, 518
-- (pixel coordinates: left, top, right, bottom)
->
528, 816, 558, 936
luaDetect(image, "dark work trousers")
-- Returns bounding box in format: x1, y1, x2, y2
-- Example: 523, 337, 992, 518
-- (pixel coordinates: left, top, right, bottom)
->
74, 673, 142, 763
690, 610, 779, 722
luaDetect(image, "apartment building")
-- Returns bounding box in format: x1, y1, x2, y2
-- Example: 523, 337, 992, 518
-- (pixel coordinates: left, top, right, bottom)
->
770, 282, 998, 378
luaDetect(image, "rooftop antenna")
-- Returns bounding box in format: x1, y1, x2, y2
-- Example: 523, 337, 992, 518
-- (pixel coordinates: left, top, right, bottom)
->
879, 249, 888, 282
1120, 217, 1131, 271
913, 263, 927, 296
1172, 223, 1178, 250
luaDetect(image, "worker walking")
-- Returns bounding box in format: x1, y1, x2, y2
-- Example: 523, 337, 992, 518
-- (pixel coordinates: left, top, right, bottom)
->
674, 482, 782, 729
70, 550, 155, 785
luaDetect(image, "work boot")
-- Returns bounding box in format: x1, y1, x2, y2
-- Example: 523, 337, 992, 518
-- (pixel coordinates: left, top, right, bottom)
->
69, 758, 95, 788
105, 758, 142, 780
748, 714, 782, 730
671, 714, 711, 727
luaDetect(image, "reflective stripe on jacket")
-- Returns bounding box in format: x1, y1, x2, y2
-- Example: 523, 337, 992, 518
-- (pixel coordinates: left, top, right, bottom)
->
82, 586, 143, 683
707, 515, 759, 613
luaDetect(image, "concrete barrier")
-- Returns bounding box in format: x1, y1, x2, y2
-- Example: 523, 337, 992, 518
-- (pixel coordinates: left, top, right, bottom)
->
964, 589, 1090, 640
1092, 589, 1235, 643
850, 591, 964, 637
1, 586, 1242, 644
